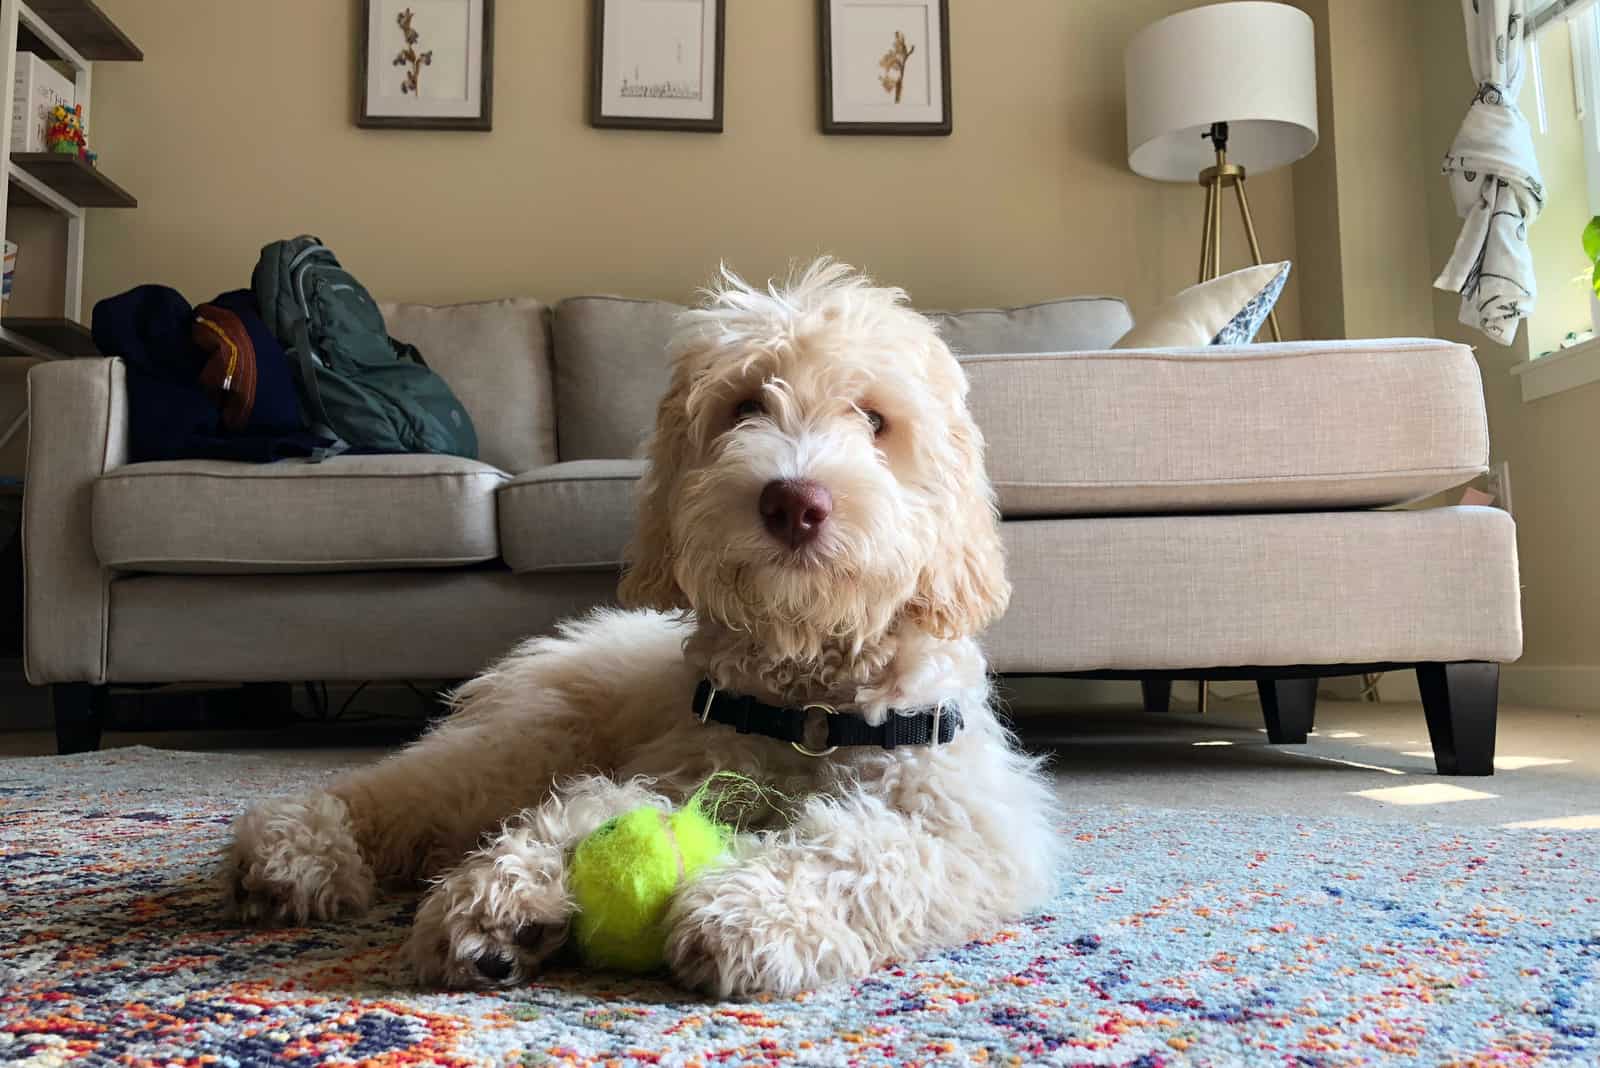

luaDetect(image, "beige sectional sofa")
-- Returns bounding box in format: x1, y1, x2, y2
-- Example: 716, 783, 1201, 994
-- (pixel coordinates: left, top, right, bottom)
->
24, 294, 1521, 772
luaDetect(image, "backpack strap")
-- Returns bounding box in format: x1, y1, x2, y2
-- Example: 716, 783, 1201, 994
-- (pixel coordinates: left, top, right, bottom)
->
290, 315, 349, 462
285, 238, 330, 272
284, 241, 350, 461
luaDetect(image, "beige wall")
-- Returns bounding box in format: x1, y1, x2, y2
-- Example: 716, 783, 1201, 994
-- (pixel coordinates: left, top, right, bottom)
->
1289, 0, 1345, 341
1423, 0, 1600, 677
74, 0, 1299, 332
1323, 0, 1434, 339
1291, 0, 1433, 341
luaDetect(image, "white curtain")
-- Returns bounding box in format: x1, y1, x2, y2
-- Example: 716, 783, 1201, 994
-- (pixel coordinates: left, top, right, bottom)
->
1436, 0, 1546, 346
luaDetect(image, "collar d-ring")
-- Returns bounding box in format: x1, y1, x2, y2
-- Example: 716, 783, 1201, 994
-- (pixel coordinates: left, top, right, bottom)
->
791, 702, 839, 757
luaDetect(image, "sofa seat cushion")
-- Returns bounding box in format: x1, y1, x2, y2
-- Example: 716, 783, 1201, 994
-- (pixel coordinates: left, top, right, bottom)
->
499, 459, 643, 572
965, 338, 1489, 516
987, 507, 1521, 672
93, 455, 508, 574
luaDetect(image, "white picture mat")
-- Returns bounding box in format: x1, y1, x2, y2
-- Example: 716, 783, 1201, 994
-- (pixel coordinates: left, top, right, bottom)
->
366, 0, 485, 118
600, 0, 718, 120
829, 0, 944, 124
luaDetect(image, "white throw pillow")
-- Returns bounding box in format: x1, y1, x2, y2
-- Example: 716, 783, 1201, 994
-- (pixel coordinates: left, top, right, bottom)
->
1114, 262, 1291, 349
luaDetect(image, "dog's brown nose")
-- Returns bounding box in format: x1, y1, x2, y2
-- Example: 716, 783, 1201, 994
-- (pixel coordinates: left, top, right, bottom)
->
759, 479, 833, 548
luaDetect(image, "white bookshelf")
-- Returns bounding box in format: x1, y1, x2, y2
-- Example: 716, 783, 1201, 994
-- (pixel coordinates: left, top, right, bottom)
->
0, 0, 137, 363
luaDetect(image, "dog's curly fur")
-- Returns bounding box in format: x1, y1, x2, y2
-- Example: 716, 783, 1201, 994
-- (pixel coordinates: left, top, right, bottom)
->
223, 260, 1060, 998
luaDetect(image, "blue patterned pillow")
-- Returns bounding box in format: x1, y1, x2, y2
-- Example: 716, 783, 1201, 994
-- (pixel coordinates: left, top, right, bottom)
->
1212, 262, 1290, 344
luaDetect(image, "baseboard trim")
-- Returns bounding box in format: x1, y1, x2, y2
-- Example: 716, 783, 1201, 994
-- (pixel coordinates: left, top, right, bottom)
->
1378, 665, 1598, 710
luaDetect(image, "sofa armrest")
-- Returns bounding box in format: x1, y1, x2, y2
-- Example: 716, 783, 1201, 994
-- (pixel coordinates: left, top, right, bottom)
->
24, 358, 129, 684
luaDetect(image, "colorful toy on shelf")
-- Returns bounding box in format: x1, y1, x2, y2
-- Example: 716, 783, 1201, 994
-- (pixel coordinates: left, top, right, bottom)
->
44, 103, 90, 162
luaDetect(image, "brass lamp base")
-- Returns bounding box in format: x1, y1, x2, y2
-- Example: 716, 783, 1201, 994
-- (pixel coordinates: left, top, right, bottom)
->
1196, 125, 1282, 343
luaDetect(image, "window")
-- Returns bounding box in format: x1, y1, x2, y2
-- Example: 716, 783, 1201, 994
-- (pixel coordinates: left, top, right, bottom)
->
1521, 6, 1600, 360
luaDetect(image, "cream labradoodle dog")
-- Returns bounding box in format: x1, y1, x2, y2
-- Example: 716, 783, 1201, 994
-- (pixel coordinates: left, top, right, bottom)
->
224, 260, 1060, 998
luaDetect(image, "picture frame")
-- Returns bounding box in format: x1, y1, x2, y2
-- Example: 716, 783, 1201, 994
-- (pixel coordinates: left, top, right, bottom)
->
590, 0, 725, 133
358, 0, 494, 131
820, 0, 951, 136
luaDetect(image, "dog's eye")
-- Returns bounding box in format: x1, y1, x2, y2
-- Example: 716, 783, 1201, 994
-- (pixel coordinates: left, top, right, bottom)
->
863, 409, 886, 436
734, 398, 766, 422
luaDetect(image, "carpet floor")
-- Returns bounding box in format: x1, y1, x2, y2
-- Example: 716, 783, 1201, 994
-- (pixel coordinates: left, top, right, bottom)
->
1, 747, 1596, 1067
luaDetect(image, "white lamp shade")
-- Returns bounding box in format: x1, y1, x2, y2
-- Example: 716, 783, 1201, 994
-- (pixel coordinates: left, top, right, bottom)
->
1125, 2, 1318, 182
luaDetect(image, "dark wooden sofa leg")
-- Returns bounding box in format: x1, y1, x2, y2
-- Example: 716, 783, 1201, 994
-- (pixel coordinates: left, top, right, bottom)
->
1257, 677, 1317, 743
53, 684, 108, 755
1416, 662, 1499, 776
1140, 678, 1172, 715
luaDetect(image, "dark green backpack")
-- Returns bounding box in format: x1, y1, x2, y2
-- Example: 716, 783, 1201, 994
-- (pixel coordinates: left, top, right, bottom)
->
252, 236, 477, 459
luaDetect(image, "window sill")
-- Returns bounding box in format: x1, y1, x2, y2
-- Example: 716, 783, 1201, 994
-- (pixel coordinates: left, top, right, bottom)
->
1511, 336, 1600, 401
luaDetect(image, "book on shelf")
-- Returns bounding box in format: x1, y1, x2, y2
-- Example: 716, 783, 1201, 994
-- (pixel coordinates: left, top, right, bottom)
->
10, 52, 74, 154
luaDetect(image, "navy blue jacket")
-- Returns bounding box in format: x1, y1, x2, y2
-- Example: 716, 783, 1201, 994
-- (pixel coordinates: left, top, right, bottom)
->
90, 285, 329, 463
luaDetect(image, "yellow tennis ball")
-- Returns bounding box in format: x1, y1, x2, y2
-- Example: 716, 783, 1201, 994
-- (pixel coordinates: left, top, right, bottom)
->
568, 804, 728, 972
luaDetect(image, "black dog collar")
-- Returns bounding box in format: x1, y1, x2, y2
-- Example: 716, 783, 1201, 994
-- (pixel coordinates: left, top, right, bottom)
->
693, 679, 962, 756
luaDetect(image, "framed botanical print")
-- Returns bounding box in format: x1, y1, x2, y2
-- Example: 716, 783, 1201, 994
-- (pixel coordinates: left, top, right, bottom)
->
591, 0, 725, 132
820, 0, 951, 135
358, 0, 494, 131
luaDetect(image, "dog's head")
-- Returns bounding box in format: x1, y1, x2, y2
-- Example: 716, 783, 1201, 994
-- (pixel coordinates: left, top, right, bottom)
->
620, 260, 1009, 660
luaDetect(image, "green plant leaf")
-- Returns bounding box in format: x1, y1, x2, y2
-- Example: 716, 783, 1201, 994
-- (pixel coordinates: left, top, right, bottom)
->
1590, 259, 1600, 297
1584, 216, 1600, 263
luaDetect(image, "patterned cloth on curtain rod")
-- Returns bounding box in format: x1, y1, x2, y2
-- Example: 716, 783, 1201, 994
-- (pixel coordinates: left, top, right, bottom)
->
1436, 0, 1546, 346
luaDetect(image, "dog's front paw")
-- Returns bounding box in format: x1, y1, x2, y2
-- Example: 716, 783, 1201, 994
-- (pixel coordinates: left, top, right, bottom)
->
664, 867, 871, 999
224, 792, 374, 925
405, 841, 572, 989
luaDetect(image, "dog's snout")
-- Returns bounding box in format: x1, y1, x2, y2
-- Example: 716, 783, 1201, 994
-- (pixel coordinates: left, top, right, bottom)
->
759, 479, 833, 548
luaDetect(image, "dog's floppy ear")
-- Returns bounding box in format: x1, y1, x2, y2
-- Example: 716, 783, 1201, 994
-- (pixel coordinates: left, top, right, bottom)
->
905, 352, 1011, 639
620, 371, 692, 610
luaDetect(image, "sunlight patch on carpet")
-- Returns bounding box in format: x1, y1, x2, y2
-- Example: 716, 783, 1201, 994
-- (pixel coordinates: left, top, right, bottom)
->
1353, 782, 1499, 805
1503, 812, 1600, 829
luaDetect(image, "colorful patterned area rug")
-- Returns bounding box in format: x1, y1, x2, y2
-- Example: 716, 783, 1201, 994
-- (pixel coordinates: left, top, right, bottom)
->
1, 746, 1596, 1067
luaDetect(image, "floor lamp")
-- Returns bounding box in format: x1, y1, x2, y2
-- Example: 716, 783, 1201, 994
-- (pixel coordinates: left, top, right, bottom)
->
1125, 1, 1319, 711
1125, 1, 1320, 345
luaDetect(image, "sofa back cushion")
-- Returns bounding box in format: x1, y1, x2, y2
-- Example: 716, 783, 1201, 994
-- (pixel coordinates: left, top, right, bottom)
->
381, 298, 556, 473
553, 296, 683, 460
550, 293, 1133, 460
927, 297, 1133, 356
